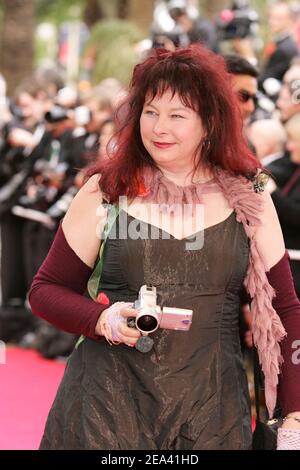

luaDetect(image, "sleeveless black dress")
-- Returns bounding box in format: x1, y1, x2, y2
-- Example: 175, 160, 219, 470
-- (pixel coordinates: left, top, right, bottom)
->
40, 209, 252, 450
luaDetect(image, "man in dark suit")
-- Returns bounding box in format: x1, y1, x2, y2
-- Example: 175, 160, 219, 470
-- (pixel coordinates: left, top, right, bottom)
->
266, 114, 300, 298
263, 62, 300, 187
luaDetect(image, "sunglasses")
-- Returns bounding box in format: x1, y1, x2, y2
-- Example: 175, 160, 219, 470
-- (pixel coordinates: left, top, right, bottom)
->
237, 90, 258, 104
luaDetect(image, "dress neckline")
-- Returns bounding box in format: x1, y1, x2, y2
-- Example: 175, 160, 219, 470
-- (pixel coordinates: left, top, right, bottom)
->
121, 209, 235, 241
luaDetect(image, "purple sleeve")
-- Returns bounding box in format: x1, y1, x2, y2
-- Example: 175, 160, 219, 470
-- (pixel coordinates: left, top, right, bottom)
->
266, 251, 300, 416
28, 224, 108, 340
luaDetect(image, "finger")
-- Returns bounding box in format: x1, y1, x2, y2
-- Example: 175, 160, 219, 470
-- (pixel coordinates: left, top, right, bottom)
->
117, 332, 139, 346
120, 307, 138, 319
122, 335, 140, 347
119, 322, 141, 338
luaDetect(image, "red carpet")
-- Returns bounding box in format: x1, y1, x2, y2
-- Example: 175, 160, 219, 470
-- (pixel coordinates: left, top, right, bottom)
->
0, 347, 65, 450
0, 347, 256, 449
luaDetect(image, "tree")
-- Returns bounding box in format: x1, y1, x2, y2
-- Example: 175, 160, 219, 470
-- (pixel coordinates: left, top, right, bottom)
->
117, 0, 129, 19
84, 19, 143, 85
200, 0, 227, 19
127, 0, 155, 33
83, 0, 104, 27
0, 0, 35, 95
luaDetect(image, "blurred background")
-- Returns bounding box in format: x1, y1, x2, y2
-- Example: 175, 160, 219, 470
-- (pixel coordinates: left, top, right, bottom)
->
0, 0, 287, 93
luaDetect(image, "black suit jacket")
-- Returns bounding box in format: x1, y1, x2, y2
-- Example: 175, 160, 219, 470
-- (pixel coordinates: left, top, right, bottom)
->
259, 34, 299, 87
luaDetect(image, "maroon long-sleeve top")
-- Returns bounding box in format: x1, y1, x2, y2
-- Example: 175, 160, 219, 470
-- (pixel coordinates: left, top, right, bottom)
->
29, 224, 108, 340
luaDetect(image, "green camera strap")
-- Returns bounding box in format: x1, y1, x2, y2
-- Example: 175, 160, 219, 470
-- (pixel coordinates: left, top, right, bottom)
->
75, 203, 120, 349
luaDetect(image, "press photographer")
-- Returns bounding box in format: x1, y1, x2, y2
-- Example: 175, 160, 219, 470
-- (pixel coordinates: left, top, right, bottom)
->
216, 0, 259, 42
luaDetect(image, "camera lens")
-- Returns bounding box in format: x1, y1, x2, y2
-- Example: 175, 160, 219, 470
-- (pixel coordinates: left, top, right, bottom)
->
136, 315, 158, 332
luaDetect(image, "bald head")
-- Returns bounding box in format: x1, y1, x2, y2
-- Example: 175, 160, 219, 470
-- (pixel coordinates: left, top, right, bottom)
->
283, 64, 300, 86
248, 119, 287, 160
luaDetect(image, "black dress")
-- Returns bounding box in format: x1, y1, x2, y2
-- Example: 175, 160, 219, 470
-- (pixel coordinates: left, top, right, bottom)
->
40, 209, 252, 450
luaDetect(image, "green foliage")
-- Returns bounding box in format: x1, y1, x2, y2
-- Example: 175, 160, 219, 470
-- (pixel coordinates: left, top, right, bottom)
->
37, 0, 84, 23
86, 19, 144, 85
36, 0, 122, 23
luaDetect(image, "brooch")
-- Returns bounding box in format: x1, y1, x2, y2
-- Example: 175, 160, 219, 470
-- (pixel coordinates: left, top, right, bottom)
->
253, 172, 269, 193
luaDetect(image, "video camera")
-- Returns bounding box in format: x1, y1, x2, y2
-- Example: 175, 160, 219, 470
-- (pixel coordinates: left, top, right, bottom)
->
126, 285, 193, 352
44, 105, 70, 124
216, 0, 259, 41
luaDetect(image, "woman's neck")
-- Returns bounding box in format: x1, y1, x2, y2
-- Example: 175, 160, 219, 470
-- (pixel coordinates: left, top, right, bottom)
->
156, 165, 213, 186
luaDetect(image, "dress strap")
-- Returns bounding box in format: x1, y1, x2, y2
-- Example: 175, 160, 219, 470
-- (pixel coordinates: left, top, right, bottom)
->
75, 204, 120, 350
87, 204, 120, 300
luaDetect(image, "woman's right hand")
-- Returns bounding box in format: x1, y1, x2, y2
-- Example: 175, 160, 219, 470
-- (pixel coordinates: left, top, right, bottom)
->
95, 302, 141, 347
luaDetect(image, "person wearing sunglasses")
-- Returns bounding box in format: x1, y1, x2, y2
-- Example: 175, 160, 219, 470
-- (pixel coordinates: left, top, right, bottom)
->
223, 54, 259, 123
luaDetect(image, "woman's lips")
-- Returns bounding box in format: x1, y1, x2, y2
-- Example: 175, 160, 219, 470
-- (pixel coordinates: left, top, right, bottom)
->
153, 141, 175, 149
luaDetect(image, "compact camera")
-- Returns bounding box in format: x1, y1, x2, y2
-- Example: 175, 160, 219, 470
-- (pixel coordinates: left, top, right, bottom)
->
44, 105, 70, 123
129, 285, 193, 335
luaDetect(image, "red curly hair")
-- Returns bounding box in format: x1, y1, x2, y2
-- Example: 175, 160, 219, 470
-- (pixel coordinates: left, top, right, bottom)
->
87, 45, 259, 202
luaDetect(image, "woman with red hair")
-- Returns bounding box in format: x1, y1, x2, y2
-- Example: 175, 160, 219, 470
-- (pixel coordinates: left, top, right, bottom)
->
29, 45, 300, 450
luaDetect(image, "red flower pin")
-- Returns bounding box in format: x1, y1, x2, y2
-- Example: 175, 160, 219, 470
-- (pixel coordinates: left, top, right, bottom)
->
96, 292, 110, 305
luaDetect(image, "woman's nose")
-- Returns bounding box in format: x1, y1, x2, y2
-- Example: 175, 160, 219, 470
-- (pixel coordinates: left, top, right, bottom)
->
153, 116, 168, 135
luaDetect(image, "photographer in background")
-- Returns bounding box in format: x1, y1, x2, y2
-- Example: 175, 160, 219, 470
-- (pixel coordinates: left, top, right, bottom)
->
7, 104, 84, 356
216, 0, 259, 65
167, 0, 219, 51
0, 78, 50, 302
0, 77, 52, 344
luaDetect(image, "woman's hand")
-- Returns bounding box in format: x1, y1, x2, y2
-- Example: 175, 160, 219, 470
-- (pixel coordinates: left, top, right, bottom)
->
277, 413, 300, 450
95, 302, 141, 347
277, 427, 300, 450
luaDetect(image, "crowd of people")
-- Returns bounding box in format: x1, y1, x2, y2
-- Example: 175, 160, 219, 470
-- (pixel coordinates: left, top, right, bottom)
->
0, 72, 122, 356
1, 0, 300, 451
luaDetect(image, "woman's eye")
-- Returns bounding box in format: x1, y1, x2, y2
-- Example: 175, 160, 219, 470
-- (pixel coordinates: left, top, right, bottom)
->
144, 110, 156, 116
171, 114, 184, 119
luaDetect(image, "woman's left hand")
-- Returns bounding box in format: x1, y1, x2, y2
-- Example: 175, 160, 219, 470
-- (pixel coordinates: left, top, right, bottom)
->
277, 414, 300, 450
277, 427, 300, 450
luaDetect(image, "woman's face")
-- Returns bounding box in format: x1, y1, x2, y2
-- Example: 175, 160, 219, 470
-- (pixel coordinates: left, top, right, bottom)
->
140, 89, 205, 170
286, 133, 300, 164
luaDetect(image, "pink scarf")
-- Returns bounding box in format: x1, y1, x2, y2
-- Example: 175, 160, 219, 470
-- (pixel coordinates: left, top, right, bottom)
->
142, 167, 286, 418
